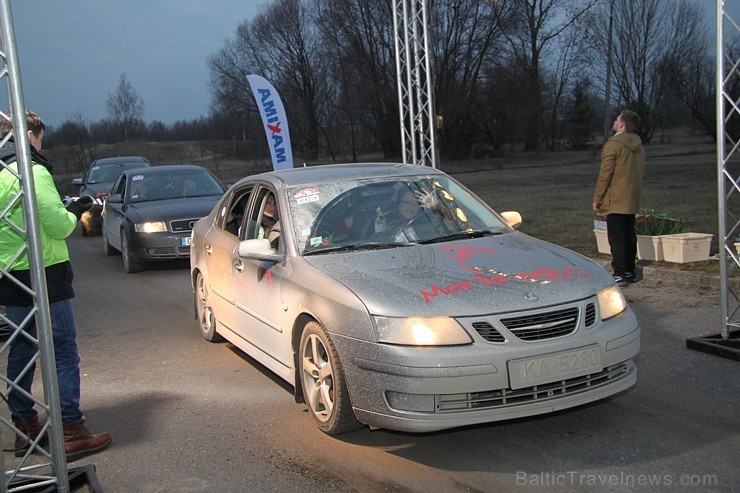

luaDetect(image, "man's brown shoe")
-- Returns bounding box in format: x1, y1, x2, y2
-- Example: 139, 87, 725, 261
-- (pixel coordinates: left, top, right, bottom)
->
63, 419, 111, 461
13, 415, 48, 457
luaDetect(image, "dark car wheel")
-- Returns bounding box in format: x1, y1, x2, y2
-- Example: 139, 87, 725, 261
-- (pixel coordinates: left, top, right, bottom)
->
121, 231, 144, 273
195, 272, 223, 342
299, 321, 361, 434
102, 226, 115, 256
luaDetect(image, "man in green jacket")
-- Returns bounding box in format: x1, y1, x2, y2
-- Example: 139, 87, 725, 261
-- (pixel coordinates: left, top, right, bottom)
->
0, 109, 111, 460
592, 109, 645, 286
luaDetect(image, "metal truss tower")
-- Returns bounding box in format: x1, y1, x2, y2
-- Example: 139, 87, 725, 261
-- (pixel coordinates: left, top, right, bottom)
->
689, 0, 740, 360
393, 0, 438, 168
0, 1, 74, 490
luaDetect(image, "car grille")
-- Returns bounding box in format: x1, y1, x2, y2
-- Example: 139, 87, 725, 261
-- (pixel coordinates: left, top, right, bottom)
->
170, 218, 201, 233
469, 302, 597, 343
471, 322, 507, 343
500, 307, 579, 341
146, 247, 191, 258
434, 361, 632, 412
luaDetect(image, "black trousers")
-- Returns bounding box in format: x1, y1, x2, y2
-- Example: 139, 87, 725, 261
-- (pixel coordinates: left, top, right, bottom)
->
606, 213, 636, 275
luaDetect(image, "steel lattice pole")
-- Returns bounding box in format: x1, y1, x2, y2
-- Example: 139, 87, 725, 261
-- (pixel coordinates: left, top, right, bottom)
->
0, 0, 70, 490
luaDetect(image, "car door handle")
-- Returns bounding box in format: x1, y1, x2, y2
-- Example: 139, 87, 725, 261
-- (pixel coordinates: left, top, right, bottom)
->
233, 258, 244, 272
205, 244, 213, 255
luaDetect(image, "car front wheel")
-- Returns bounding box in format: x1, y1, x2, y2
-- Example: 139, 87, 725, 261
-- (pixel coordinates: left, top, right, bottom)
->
121, 231, 144, 273
195, 272, 223, 342
299, 321, 361, 434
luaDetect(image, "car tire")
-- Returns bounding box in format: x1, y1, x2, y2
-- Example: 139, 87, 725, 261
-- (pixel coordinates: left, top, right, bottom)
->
195, 272, 223, 342
102, 225, 115, 256
121, 230, 144, 273
299, 321, 361, 434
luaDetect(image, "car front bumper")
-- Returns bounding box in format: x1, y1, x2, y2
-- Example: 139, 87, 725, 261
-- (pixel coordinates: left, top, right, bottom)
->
332, 305, 640, 433
131, 232, 192, 263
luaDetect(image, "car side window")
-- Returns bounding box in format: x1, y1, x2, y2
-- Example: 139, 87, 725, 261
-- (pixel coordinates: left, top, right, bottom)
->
245, 188, 281, 251
111, 175, 126, 196
219, 186, 254, 237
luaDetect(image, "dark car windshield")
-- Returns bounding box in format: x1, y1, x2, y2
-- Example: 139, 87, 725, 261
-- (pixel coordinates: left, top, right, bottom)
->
289, 174, 511, 255
88, 162, 149, 184
129, 170, 225, 203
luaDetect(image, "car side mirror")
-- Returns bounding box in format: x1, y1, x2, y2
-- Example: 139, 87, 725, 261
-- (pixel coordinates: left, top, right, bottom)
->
106, 194, 123, 204
501, 211, 522, 230
72, 178, 83, 186
237, 238, 281, 262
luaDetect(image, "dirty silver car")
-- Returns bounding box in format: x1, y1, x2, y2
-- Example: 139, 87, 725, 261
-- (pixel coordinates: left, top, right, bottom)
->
190, 163, 640, 434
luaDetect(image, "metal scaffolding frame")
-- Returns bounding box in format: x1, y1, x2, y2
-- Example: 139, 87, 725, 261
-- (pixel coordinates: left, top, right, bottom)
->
688, 0, 740, 360
0, 0, 70, 491
393, 0, 438, 168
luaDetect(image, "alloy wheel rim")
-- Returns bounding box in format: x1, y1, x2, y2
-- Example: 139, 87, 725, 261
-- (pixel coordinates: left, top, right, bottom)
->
302, 333, 334, 422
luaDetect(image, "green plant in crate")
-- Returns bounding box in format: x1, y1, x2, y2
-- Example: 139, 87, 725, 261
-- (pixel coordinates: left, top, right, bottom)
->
635, 209, 684, 235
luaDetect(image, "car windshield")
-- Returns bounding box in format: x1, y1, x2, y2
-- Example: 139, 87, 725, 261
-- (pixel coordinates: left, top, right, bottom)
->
88, 162, 147, 184
289, 174, 511, 255
129, 171, 224, 203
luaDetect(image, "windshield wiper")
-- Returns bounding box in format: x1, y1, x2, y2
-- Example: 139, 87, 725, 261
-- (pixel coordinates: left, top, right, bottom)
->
417, 229, 506, 245
304, 241, 414, 256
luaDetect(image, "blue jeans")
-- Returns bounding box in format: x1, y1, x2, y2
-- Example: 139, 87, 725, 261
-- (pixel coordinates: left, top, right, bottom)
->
6, 300, 84, 424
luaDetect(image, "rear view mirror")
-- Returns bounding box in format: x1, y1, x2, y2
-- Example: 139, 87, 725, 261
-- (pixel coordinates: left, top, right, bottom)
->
72, 178, 83, 186
237, 239, 281, 262
501, 211, 522, 230
106, 194, 123, 204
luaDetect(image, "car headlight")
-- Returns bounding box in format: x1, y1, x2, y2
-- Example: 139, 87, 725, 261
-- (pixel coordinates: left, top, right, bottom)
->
373, 316, 473, 346
135, 221, 167, 233
597, 285, 627, 320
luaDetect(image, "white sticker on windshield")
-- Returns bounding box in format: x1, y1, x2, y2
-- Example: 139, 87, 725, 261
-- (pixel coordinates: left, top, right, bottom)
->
132, 175, 144, 181
297, 195, 319, 205
293, 187, 320, 205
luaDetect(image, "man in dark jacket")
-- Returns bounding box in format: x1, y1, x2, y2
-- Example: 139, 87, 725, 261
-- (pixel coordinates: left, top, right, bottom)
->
0, 109, 111, 460
592, 109, 645, 286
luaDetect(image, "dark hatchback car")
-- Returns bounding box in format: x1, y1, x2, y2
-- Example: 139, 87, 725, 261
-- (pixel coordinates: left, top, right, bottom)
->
101, 164, 226, 273
72, 156, 152, 236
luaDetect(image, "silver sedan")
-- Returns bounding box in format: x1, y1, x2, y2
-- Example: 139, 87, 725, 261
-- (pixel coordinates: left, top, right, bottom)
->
190, 163, 640, 434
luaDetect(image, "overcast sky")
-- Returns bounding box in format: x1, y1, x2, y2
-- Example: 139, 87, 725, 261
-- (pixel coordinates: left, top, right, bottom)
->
0, 0, 730, 130
2, 0, 260, 128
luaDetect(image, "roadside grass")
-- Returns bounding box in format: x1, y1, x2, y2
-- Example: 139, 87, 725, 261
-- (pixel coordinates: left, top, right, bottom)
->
450, 144, 721, 274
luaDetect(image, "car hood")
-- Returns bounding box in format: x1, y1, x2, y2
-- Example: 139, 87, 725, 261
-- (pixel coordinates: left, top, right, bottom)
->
303, 232, 614, 317
130, 196, 221, 221
81, 182, 113, 197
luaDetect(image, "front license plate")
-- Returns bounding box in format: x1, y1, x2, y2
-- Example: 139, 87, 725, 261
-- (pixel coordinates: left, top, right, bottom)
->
181, 236, 192, 247
508, 345, 602, 390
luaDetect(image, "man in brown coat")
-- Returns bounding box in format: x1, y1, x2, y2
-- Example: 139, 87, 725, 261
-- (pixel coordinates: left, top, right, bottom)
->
592, 109, 645, 286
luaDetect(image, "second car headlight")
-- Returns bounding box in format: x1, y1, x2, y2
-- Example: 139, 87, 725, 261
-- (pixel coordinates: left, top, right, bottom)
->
135, 221, 167, 233
373, 316, 473, 346
597, 285, 627, 320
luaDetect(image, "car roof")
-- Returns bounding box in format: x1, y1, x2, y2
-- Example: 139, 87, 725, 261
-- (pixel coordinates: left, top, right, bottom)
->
89, 156, 151, 167
240, 163, 444, 188
121, 164, 211, 176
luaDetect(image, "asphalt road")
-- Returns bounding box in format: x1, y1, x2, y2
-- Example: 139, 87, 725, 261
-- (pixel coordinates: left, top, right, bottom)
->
43, 229, 740, 492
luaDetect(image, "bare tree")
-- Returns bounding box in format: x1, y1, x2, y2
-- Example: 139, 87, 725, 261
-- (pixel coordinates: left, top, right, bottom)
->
106, 73, 145, 142
495, 0, 598, 150
208, 0, 326, 162
590, 0, 708, 142
252, 0, 326, 161
315, 0, 400, 159
430, 0, 509, 159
